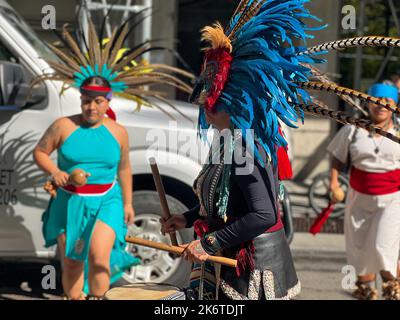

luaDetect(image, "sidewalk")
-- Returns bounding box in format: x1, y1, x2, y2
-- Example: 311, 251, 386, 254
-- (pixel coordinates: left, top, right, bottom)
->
290, 232, 354, 300
290, 232, 346, 257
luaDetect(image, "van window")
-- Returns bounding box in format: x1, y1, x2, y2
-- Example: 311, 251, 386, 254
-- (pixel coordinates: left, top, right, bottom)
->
0, 42, 17, 63
0, 6, 61, 63
0, 39, 47, 110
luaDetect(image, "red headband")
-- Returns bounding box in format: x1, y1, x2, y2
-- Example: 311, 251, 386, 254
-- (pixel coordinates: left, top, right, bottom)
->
81, 85, 112, 93
80, 85, 113, 100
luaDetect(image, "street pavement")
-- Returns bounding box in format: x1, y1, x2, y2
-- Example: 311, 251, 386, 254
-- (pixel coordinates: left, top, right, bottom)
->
291, 233, 354, 300
0, 232, 360, 300
0, 178, 360, 301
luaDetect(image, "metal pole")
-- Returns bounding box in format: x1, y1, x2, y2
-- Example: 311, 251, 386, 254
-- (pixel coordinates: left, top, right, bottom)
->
123, 0, 133, 21
353, 0, 365, 91
142, 0, 153, 63
374, 47, 394, 83
374, 0, 400, 83
389, 0, 400, 33
79, 0, 153, 59
101, 0, 112, 38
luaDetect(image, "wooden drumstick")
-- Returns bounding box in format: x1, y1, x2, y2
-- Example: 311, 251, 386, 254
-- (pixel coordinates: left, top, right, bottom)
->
126, 237, 237, 268
149, 158, 179, 247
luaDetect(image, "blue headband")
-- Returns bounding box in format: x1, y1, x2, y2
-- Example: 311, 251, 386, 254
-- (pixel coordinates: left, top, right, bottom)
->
368, 83, 399, 104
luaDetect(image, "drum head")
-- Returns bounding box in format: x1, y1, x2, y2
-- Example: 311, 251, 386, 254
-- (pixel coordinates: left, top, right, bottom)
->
105, 283, 182, 300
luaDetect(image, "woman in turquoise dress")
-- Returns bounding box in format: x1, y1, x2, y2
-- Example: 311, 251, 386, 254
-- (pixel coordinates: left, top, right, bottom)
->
33, 76, 140, 300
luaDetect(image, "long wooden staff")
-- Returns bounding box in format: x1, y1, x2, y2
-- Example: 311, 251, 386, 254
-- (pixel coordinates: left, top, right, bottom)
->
149, 157, 179, 246
126, 236, 237, 268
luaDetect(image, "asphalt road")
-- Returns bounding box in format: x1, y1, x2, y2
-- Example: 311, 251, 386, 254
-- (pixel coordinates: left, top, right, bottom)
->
0, 251, 356, 300
293, 253, 354, 300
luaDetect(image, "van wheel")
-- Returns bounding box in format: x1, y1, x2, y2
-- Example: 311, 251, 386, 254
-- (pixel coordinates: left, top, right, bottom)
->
120, 191, 194, 288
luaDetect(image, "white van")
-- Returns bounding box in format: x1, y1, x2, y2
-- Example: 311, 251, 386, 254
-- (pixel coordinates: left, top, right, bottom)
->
0, 0, 202, 287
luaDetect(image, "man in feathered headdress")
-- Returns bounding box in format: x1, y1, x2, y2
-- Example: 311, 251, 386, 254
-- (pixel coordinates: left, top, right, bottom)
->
162, 0, 400, 300
162, 0, 322, 300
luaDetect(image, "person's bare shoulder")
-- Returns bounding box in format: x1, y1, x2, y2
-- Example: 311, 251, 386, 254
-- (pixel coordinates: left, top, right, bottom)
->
45, 117, 69, 137
49, 115, 81, 144
36, 117, 75, 152
104, 118, 128, 145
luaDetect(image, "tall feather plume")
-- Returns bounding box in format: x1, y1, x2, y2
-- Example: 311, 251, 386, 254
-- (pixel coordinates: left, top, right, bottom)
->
152, 94, 194, 122
225, 0, 250, 37
30, 74, 74, 93
124, 10, 156, 43
195, 0, 326, 165
107, 7, 151, 62
32, 4, 194, 119
295, 103, 400, 144
231, 0, 249, 20
111, 42, 151, 72
107, 23, 129, 66
88, 18, 102, 67
228, 0, 264, 39
60, 83, 72, 97
99, 0, 118, 49
304, 63, 368, 116
52, 28, 75, 58
74, 1, 90, 55
118, 70, 193, 94
298, 81, 400, 114
301, 36, 400, 55
47, 43, 81, 71
122, 89, 176, 120
47, 61, 75, 78
117, 64, 195, 80
62, 24, 89, 66
101, 28, 117, 65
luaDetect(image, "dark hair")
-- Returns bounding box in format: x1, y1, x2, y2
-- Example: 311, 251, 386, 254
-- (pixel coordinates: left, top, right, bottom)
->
81, 76, 111, 88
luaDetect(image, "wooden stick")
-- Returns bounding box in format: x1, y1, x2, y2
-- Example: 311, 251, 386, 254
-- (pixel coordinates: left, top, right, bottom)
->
148, 157, 179, 246
126, 236, 237, 268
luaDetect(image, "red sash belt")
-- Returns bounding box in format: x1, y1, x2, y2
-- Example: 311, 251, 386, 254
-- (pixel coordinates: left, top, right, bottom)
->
309, 167, 400, 235
62, 183, 114, 195
350, 166, 400, 195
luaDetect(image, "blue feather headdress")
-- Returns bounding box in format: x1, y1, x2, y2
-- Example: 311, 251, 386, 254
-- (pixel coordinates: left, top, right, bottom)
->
31, 8, 195, 120
190, 0, 325, 165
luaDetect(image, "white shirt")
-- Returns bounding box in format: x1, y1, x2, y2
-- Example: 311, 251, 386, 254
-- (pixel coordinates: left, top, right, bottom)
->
327, 125, 400, 173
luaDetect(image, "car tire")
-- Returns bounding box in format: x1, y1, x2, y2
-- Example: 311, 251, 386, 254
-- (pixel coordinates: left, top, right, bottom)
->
118, 190, 194, 289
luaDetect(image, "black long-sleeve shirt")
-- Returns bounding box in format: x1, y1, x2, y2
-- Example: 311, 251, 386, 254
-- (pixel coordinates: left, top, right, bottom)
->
184, 142, 279, 255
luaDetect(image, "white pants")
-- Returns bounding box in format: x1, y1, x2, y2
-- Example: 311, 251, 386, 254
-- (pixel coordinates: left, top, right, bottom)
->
345, 188, 400, 277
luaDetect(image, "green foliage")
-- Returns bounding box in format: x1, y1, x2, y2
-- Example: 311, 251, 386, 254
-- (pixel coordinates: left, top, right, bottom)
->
340, 0, 400, 89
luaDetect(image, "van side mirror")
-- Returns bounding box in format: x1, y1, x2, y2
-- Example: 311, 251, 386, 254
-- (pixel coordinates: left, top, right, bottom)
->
0, 62, 46, 110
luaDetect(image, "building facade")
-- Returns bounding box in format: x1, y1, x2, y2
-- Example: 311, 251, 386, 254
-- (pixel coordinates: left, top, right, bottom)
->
8, 0, 341, 180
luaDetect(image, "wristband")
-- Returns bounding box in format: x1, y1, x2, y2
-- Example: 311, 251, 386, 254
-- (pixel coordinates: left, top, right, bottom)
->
200, 232, 222, 255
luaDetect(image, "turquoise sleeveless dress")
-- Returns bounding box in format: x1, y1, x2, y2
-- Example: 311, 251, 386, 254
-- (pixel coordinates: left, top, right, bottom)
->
41, 124, 140, 293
